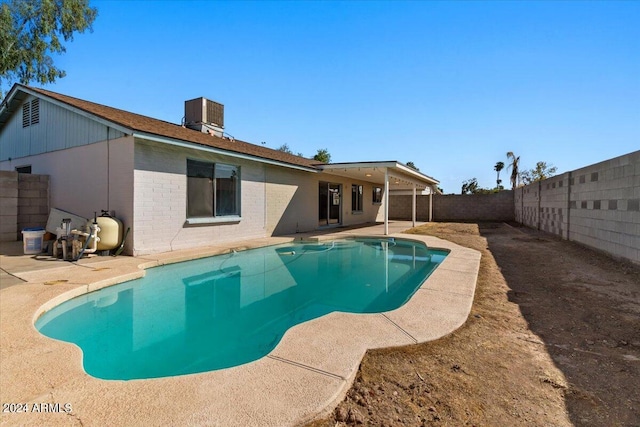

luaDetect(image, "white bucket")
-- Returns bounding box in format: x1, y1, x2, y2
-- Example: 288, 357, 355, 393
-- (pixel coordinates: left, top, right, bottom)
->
22, 229, 46, 255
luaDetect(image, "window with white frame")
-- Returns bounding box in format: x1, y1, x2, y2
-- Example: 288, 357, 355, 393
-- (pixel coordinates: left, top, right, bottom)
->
351, 184, 363, 212
187, 159, 240, 219
372, 186, 383, 204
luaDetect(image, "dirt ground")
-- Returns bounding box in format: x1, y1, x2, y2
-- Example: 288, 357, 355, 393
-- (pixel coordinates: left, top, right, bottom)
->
306, 222, 640, 427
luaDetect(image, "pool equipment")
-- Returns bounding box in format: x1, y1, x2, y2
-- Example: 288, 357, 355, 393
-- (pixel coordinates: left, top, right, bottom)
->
71, 219, 99, 260
95, 210, 123, 252
51, 210, 124, 260
52, 215, 100, 261
52, 218, 74, 260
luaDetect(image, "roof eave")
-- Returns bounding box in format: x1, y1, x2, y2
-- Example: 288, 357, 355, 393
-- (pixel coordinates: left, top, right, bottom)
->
0, 84, 26, 128
132, 131, 320, 173
11, 85, 134, 135
394, 162, 440, 185
319, 161, 440, 186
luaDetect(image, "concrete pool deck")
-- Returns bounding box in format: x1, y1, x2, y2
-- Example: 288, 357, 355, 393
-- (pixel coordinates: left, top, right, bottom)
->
0, 221, 480, 427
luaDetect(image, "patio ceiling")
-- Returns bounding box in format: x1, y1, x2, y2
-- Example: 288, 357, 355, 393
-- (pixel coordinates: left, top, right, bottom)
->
318, 161, 439, 192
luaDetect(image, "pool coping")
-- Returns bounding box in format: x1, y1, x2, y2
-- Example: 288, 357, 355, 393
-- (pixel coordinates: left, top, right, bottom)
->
0, 229, 480, 426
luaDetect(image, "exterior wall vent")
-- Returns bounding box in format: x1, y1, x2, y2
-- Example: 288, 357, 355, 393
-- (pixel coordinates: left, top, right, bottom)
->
184, 97, 224, 137
30, 99, 40, 125
22, 102, 30, 128
21, 99, 40, 127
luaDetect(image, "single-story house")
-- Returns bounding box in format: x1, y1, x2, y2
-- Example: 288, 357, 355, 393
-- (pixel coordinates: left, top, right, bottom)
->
0, 84, 439, 255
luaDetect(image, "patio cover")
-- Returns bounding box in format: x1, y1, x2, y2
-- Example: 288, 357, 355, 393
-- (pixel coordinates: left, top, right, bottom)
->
318, 161, 440, 234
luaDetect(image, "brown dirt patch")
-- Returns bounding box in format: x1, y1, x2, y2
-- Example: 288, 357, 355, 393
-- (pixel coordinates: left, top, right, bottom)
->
305, 222, 640, 427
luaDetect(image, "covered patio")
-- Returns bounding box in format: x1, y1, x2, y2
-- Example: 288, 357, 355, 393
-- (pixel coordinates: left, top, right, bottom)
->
318, 161, 440, 234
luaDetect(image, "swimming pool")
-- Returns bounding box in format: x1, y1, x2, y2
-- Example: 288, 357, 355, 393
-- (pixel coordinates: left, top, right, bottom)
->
36, 238, 447, 380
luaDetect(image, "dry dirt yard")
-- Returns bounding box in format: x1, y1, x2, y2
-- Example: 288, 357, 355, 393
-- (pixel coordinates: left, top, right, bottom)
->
306, 222, 640, 427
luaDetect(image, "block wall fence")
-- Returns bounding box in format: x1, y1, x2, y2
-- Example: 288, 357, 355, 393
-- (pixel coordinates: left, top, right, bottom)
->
515, 150, 639, 265
389, 190, 514, 222
389, 151, 638, 265
0, 171, 49, 242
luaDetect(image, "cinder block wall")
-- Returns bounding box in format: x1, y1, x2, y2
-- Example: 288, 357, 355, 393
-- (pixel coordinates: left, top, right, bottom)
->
514, 150, 639, 264
0, 171, 50, 241
0, 171, 18, 241
389, 191, 514, 221
517, 183, 540, 229
515, 173, 571, 239
18, 173, 50, 237
133, 140, 268, 256
433, 191, 514, 221
539, 173, 570, 239
388, 195, 432, 221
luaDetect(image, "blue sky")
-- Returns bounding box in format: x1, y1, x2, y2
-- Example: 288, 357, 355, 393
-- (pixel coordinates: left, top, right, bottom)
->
16, 1, 640, 193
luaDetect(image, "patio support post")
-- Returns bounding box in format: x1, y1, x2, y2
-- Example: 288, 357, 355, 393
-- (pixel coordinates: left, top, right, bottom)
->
429, 186, 433, 222
412, 184, 416, 227
384, 168, 389, 235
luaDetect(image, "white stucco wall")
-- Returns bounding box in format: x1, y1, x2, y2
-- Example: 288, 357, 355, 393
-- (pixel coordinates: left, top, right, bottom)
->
339, 178, 383, 227
265, 166, 384, 236
265, 166, 318, 235
0, 135, 134, 226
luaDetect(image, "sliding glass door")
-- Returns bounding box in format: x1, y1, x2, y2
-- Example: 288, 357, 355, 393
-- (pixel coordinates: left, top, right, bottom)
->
319, 182, 341, 226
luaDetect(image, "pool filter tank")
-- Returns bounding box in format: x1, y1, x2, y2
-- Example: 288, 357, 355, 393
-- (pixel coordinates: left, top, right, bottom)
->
95, 210, 123, 251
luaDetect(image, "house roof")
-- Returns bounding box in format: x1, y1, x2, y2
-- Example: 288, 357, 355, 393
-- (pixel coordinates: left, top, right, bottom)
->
1, 84, 321, 171
1, 84, 440, 190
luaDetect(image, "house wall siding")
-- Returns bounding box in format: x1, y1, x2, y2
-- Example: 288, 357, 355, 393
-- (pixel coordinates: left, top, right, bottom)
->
132, 139, 268, 255
0, 136, 134, 233
0, 95, 125, 162
107, 137, 135, 254
265, 167, 384, 236
265, 166, 317, 235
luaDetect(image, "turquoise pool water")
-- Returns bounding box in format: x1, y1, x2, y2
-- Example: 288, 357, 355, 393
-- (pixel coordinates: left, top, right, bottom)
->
36, 238, 447, 380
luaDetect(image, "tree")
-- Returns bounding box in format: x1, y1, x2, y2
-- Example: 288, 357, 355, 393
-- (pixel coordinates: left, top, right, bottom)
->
406, 161, 419, 171
0, 0, 98, 97
521, 161, 558, 184
461, 178, 479, 195
276, 143, 304, 157
506, 151, 520, 189
461, 178, 500, 195
494, 161, 504, 188
313, 148, 331, 163
276, 143, 293, 154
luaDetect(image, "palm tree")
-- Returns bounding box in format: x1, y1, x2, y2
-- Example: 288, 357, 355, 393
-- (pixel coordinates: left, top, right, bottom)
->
494, 161, 504, 188
506, 152, 520, 189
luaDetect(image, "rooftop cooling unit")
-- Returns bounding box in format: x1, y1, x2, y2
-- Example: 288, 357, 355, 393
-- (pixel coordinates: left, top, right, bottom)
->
184, 98, 224, 135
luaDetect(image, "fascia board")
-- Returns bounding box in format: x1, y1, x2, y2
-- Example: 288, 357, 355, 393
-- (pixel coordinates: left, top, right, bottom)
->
133, 132, 319, 173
